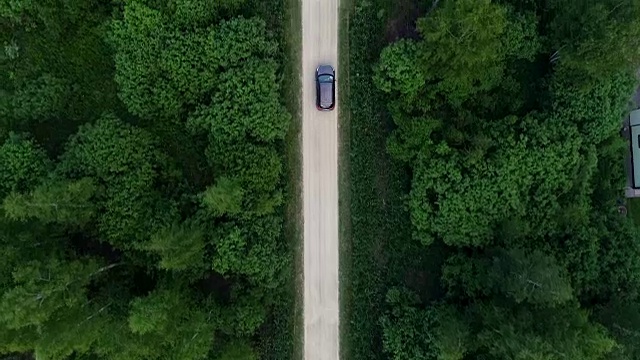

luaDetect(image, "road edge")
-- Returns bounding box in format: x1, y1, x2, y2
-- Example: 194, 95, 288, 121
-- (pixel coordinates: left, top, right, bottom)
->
284, 0, 304, 356
338, 0, 352, 358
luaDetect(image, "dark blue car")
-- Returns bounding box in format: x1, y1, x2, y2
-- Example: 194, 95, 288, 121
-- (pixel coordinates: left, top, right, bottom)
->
316, 65, 336, 111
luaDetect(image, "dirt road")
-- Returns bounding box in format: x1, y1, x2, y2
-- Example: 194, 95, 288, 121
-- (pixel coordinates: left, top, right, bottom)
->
301, 0, 340, 358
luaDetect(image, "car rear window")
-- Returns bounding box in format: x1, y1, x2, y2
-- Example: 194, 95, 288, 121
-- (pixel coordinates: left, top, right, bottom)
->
318, 74, 333, 83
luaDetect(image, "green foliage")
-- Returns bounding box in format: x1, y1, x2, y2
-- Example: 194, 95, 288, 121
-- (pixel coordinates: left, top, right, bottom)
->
188, 58, 290, 142
0, 258, 99, 330
0, 0, 32, 23
205, 16, 279, 69
366, 0, 640, 358
343, 1, 424, 359
0, 133, 51, 198
217, 340, 257, 360
414, 0, 509, 102
217, 286, 267, 337
6, 75, 68, 123
213, 227, 248, 276
125, 287, 214, 360
56, 114, 180, 247
110, 2, 280, 120
145, 221, 206, 271
432, 305, 470, 360
31, 304, 109, 360
0, 0, 293, 357
381, 289, 616, 360
476, 303, 615, 359
546, 0, 640, 79
550, 70, 636, 144
487, 248, 573, 305
378, 290, 465, 360
502, 9, 541, 61
380, 288, 437, 360
128, 288, 181, 334
0, 0, 118, 138
57, 115, 161, 185
3, 178, 96, 226
596, 298, 640, 360
214, 216, 287, 287
206, 142, 282, 201
581, 214, 640, 300
374, 0, 539, 109
374, 39, 424, 98
108, 1, 174, 118
443, 249, 574, 306
202, 177, 244, 216
408, 136, 531, 246
170, 0, 247, 27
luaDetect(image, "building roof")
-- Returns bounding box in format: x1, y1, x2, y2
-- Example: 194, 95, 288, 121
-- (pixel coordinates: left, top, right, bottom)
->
631, 109, 640, 126
630, 109, 640, 189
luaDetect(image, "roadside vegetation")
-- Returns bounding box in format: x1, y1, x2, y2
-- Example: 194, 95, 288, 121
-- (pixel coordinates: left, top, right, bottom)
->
0, 0, 297, 359
342, 0, 430, 359
345, 0, 640, 359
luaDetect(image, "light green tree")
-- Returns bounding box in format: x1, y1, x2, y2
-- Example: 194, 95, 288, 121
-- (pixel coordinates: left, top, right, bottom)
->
127, 287, 215, 360
145, 221, 205, 271
3, 178, 96, 226
202, 177, 244, 216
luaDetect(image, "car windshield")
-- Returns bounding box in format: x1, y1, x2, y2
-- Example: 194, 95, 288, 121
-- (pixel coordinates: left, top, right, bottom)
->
318, 74, 333, 83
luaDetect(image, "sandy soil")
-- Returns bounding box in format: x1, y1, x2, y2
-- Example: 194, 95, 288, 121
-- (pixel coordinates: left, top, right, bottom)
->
301, 0, 340, 358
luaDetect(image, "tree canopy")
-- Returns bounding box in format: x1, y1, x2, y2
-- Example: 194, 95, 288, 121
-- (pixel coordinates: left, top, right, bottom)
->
0, 0, 293, 358
374, 0, 640, 359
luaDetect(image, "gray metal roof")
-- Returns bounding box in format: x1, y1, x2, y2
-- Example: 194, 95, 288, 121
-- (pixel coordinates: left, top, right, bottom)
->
631, 109, 640, 127
631, 116, 640, 188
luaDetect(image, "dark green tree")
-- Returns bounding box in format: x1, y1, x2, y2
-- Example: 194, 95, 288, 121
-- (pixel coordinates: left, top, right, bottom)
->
0, 133, 51, 198
380, 287, 438, 360
546, 0, 640, 79
217, 340, 257, 360
596, 298, 640, 360
475, 302, 615, 359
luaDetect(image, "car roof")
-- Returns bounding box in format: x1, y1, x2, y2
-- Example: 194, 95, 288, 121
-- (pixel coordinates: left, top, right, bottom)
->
317, 65, 334, 76
320, 82, 333, 108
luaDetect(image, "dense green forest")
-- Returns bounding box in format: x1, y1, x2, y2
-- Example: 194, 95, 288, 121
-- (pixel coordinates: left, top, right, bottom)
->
368, 0, 640, 359
0, 0, 296, 359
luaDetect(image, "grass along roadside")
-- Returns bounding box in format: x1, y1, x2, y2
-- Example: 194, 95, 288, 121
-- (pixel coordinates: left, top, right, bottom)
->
340, 0, 443, 359
337, 0, 351, 357
339, 0, 411, 359
255, 0, 303, 357
627, 198, 640, 225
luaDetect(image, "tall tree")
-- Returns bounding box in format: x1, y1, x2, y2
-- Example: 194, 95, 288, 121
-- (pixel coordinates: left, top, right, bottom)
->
546, 0, 640, 79
0, 133, 51, 198
125, 286, 215, 360
145, 221, 206, 271
56, 115, 179, 247
3, 178, 96, 226
217, 340, 257, 360
475, 302, 615, 359
596, 298, 640, 360
380, 287, 438, 360
442, 248, 574, 306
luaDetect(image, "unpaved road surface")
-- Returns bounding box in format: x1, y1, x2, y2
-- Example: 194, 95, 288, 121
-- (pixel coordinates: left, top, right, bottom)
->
302, 0, 339, 358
